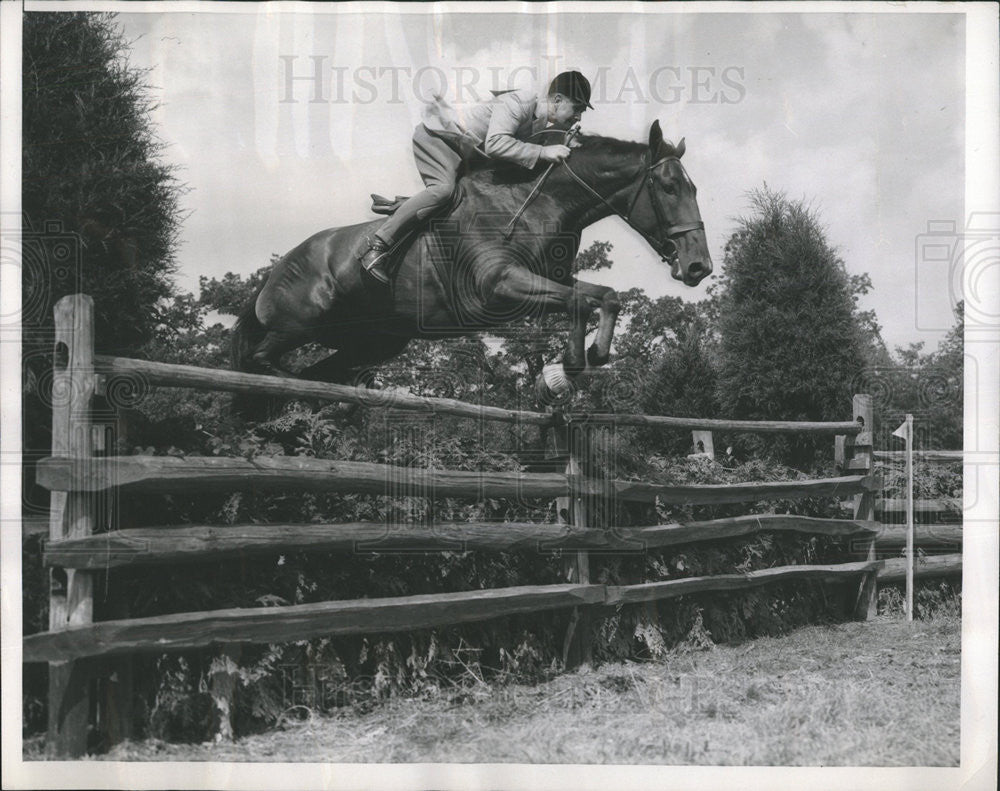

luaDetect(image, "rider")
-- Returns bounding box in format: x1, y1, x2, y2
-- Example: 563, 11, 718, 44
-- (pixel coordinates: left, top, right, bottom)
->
359, 70, 594, 285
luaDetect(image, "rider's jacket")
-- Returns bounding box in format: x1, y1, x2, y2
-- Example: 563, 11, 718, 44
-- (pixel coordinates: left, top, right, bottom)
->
421, 89, 552, 170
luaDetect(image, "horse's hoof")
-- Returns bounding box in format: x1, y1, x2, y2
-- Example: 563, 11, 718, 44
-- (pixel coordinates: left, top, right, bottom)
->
535, 363, 574, 407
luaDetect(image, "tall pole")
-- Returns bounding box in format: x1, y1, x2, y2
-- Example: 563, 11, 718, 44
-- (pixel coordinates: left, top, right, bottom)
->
905, 413, 914, 622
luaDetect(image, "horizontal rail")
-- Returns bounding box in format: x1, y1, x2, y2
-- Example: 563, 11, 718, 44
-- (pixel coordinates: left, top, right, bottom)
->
591, 474, 875, 505
877, 498, 961, 516
94, 356, 866, 436
23, 583, 605, 663
23, 559, 880, 663
877, 553, 962, 583
36, 455, 875, 505
35, 455, 567, 499
562, 412, 862, 435
44, 515, 879, 570
872, 524, 963, 551
94, 355, 554, 427
874, 450, 962, 462
605, 560, 881, 605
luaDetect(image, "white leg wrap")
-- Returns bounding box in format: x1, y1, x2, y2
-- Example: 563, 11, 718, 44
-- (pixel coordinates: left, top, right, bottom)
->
541, 363, 571, 396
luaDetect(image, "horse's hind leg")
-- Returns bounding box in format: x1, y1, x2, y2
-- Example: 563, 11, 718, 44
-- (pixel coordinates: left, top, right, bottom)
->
250, 329, 310, 377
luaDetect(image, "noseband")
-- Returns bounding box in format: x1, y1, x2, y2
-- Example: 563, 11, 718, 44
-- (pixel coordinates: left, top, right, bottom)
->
560, 154, 704, 260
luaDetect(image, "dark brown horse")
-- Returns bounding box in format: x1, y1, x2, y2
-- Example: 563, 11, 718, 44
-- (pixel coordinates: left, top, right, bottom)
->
232, 120, 711, 404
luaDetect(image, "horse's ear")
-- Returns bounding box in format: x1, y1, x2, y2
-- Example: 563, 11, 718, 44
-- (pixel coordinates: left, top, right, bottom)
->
659, 136, 686, 159
648, 119, 663, 152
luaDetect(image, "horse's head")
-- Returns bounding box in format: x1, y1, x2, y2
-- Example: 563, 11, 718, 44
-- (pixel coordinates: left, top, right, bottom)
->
637, 121, 712, 286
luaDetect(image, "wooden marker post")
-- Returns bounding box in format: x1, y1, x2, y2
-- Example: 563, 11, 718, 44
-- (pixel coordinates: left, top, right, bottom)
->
893, 413, 915, 621
690, 430, 715, 459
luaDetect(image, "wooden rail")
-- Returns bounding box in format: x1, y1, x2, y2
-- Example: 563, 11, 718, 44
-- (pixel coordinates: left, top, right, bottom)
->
877, 553, 962, 583
94, 355, 867, 436
563, 412, 862, 435
24, 559, 880, 664
94, 354, 554, 427
874, 450, 962, 462
606, 560, 882, 605
23, 583, 605, 663
876, 498, 961, 516
871, 524, 962, 551
44, 515, 879, 570
36, 454, 876, 505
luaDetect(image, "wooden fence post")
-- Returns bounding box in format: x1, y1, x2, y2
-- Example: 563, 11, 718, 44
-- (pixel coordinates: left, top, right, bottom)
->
849, 393, 878, 620
46, 295, 96, 756
551, 419, 592, 668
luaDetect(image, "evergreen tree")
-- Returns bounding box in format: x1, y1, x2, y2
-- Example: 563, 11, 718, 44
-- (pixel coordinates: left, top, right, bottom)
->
22, 12, 184, 353
714, 187, 869, 467
22, 11, 185, 510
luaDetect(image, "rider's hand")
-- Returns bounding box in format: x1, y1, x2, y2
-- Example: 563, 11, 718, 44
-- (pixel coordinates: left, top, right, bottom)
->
540, 145, 572, 163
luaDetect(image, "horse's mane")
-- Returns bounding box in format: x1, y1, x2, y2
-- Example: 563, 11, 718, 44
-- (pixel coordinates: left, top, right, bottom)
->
465, 133, 647, 187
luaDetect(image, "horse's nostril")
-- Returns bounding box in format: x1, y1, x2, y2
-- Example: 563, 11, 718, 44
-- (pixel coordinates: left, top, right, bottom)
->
687, 261, 705, 278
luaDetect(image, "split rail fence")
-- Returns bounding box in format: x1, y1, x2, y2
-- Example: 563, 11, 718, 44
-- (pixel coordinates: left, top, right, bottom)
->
20, 294, 951, 757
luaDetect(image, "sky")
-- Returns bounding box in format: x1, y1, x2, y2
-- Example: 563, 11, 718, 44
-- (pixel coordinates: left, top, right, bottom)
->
113, 6, 967, 353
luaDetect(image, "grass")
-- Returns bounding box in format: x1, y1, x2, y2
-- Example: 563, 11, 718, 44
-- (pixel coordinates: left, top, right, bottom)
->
76, 614, 959, 765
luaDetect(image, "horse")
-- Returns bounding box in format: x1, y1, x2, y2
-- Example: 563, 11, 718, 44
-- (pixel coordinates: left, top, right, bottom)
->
231, 119, 712, 411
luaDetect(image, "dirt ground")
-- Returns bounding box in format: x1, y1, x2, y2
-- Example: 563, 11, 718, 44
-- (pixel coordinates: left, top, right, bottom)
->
80, 615, 960, 766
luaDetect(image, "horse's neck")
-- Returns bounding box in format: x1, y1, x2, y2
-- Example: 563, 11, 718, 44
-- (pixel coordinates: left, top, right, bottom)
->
546, 143, 647, 230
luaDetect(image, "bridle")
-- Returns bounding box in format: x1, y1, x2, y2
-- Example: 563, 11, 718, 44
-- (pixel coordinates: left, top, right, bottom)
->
560, 153, 705, 261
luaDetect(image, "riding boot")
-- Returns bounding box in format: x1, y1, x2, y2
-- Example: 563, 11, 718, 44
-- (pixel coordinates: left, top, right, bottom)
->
360, 236, 394, 285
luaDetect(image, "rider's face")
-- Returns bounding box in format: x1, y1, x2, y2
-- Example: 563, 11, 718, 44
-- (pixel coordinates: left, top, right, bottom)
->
547, 94, 586, 126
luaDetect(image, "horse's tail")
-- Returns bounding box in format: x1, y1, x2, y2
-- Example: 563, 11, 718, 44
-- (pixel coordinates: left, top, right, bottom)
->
230, 288, 269, 420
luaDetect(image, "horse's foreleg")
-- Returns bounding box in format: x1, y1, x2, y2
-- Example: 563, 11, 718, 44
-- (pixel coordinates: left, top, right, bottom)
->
572, 281, 620, 368
487, 266, 600, 389
563, 288, 594, 379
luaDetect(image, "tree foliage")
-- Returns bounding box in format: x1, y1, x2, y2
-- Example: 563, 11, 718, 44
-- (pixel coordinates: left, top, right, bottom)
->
713, 187, 871, 465
21, 12, 187, 518
22, 11, 184, 353
866, 302, 963, 451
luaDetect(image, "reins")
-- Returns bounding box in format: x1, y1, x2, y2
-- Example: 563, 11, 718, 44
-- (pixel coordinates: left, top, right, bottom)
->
503, 130, 704, 260
560, 154, 704, 260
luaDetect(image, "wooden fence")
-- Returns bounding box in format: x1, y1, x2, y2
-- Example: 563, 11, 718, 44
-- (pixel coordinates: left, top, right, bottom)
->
23, 293, 953, 757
